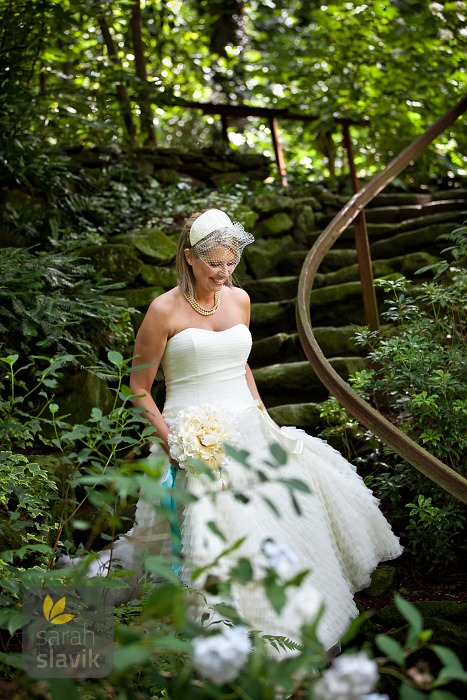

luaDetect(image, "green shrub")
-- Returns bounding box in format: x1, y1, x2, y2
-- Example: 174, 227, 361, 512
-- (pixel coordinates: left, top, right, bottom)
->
0, 452, 57, 551
0, 351, 466, 697
0, 247, 134, 361
318, 227, 467, 567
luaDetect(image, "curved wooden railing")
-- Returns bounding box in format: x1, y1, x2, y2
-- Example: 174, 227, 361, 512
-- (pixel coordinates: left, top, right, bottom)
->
296, 95, 467, 504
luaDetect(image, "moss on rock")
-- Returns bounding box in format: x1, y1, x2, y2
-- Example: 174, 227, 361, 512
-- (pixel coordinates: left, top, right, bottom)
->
254, 212, 294, 239
81, 244, 142, 284
113, 228, 178, 263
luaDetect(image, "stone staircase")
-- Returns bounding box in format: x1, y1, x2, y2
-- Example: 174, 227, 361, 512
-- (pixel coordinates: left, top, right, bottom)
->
244, 189, 467, 435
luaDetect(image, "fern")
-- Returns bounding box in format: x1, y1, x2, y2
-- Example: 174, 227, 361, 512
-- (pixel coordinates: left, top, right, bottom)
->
260, 634, 303, 653
0, 247, 133, 361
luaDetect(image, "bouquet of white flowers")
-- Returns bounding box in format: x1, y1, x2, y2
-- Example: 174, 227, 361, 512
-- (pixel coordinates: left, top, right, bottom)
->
167, 403, 239, 477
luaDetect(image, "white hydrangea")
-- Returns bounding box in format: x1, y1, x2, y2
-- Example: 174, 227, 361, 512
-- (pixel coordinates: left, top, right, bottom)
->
313, 652, 379, 700
429, 2, 444, 14
167, 403, 238, 474
285, 576, 324, 626
262, 539, 300, 579
192, 626, 251, 685
438, 28, 454, 41
361, 695, 389, 700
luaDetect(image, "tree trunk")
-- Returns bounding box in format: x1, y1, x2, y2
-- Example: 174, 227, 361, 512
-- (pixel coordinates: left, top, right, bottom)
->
130, 0, 156, 147
95, 3, 137, 144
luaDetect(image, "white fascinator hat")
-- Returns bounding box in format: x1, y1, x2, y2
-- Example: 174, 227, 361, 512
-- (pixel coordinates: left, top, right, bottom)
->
189, 209, 254, 263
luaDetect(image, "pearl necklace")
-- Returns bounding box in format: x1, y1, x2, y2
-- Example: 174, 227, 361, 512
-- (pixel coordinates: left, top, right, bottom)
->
183, 291, 220, 316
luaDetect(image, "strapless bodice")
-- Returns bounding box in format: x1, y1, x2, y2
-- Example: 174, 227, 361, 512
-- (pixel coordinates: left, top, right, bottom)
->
161, 324, 256, 419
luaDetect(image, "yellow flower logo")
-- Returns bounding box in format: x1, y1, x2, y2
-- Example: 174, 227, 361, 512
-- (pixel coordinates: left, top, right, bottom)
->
43, 595, 75, 625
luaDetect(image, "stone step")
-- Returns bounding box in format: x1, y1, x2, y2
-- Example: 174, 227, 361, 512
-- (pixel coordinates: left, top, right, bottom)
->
245, 251, 438, 301
363, 199, 466, 224
309, 279, 389, 326
315, 251, 439, 288
250, 276, 397, 334
309, 202, 466, 241
344, 189, 467, 207
284, 217, 460, 275
250, 298, 296, 336
253, 356, 367, 406
369, 221, 457, 259
429, 187, 467, 201
249, 325, 367, 367
282, 248, 358, 275
336, 209, 466, 243
366, 200, 465, 223
268, 402, 323, 431
242, 275, 299, 302
365, 192, 432, 207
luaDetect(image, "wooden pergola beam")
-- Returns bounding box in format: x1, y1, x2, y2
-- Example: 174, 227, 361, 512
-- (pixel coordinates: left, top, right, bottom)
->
182, 101, 369, 184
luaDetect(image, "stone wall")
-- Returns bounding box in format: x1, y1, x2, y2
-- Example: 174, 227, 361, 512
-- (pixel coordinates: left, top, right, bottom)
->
64, 144, 272, 188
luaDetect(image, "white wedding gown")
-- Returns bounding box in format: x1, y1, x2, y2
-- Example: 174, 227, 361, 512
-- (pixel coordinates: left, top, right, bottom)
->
67, 324, 402, 654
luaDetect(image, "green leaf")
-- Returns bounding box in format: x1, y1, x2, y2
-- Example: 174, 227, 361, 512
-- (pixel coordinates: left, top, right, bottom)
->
142, 585, 185, 621
229, 557, 253, 581
395, 594, 424, 646
72, 519, 91, 530
113, 643, 151, 670
233, 492, 250, 504
207, 520, 227, 542
265, 578, 287, 614
260, 495, 281, 517
432, 644, 467, 684
269, 442, 287, 466
375, 634, 406, 666
1, 354, 19, 366
149, 636, 192, 653
108, 350, 124, 367
429, 691, 462, 700
143, 556, 180, 584
279, 478, 311, 493
399, 685, 429, 700
0, 607, 22, 635
47, 678, 82, 700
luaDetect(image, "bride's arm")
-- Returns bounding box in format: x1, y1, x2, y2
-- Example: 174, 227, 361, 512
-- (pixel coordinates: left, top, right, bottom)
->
240, 287, 268, 412
129, 298, 172, 458
245, 364, 263, 405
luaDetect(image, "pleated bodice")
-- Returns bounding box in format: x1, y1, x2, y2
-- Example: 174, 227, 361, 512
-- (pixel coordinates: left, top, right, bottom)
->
161, 324, 256, 419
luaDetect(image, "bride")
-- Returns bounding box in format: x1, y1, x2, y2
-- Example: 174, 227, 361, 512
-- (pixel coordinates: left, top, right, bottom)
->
69, 208, 403, 655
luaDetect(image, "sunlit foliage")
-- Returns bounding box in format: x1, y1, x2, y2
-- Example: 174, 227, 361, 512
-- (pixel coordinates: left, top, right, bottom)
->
1, 0, 465, 179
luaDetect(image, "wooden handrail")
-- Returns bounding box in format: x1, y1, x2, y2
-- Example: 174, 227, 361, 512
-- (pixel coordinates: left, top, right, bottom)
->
296, 95, 467, 504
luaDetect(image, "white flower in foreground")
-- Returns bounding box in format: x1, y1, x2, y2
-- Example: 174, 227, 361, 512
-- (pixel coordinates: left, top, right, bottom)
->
429, 2, 444, 14
286, 578, 323, 626
262, 539, 300, 579
313, 652, 379, 700
192, 626, 251, 685
438, 28, 454, 41
361, 695, 389, 700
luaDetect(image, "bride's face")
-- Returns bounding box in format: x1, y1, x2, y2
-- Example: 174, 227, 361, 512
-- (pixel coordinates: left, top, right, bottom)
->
186, 245, 237, 292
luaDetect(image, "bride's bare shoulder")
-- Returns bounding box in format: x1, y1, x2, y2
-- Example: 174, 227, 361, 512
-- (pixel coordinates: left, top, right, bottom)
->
144, 288, 183, 328
228, 285, 250, 307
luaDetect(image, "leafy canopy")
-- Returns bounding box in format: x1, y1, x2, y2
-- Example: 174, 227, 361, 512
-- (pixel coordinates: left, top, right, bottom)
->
1, 0, 465, 178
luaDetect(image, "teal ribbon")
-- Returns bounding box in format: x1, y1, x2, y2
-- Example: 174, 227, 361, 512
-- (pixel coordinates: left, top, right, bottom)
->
160, 464, 182, 573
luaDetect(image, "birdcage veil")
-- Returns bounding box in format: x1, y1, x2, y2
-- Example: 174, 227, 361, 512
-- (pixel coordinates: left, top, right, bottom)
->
189, 209, 254, 265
